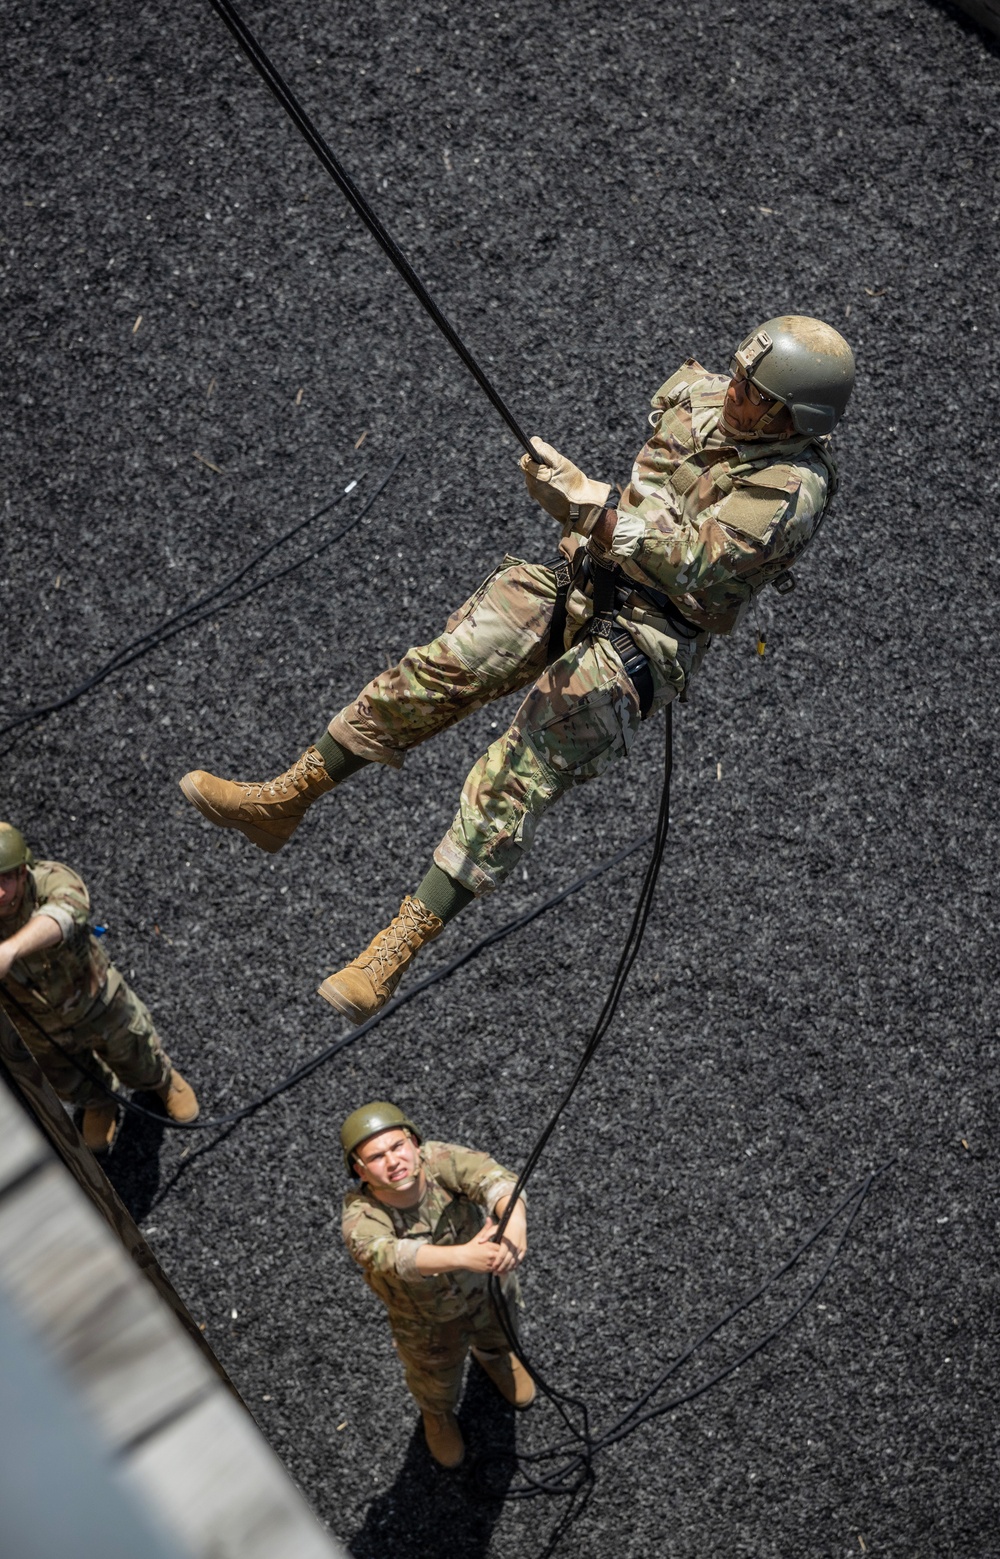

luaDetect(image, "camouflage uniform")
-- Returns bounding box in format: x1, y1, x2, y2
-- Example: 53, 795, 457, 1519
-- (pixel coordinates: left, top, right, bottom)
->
342, 1140, 523, 1414
328, 362, 835, 895
0, 860, 172, 1107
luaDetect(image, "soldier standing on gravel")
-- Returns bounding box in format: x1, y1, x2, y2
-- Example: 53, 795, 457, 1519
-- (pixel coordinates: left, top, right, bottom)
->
340, 1101, 532, 1468
180, 316, 853, 1020
0, 822, 199, 1153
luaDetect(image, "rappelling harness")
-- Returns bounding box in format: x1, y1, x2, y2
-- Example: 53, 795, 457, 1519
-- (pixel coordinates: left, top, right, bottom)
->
544, 549, 692, 720
568, 444, 839, 719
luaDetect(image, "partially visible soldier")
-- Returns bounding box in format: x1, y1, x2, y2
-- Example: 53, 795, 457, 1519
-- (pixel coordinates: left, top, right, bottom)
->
0, 822, 199, 1153
180, 315, 854, 1019
340, 1101, 532, 1468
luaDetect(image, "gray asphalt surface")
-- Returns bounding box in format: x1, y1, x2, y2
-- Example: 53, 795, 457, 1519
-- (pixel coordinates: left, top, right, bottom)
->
4, 1, 999, 1555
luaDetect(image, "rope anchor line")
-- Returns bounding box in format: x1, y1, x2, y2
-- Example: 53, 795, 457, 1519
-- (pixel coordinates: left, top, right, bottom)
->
0, 457, 404, 747
0, 823, 655, 1133
204, 0, 547, 465
479, 1159, 894, 1501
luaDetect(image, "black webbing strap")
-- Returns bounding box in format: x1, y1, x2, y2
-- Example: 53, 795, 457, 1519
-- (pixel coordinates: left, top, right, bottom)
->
586, 560, 656, 718
545, 557, 573, 664
545, 554, 656, 716
590, 559, 619, 619
591, 618, 655, 718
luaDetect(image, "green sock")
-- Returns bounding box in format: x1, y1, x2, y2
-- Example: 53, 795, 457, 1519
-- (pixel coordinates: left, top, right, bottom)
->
315, 729, 369, 784
415, 863, 475, 924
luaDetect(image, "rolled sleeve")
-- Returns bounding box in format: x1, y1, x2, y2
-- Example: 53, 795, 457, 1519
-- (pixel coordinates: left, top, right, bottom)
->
31, 905, 73, 942
342, 1199, 400, 1277
607, 511, 645, 560
484, 1179, 522, 1216
394, 1237, 431, 1280
29, 863, 92, 938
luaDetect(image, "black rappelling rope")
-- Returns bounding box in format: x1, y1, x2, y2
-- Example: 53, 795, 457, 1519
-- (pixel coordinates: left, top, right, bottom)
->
480, 1160, 893, 1504
0, 456, 403, 746
493, 706, 673, 1237
202, 0, 547, 466
484, 703, 674, 1458
476, 708, 891, 1500
0, 825, 654, 1135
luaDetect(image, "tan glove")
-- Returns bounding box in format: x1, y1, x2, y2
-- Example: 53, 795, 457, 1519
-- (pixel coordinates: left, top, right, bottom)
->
520, 437, 612, 534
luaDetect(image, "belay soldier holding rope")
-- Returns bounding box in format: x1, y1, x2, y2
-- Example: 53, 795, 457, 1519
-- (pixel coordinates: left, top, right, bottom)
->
339, 1101, 531, 1469
180, 316, 853, 1020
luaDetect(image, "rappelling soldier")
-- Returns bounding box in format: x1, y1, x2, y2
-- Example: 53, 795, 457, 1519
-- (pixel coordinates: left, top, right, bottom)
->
0, 822, 199, 1152
340, 1100, 532, 1468
180, 316, 854, 1019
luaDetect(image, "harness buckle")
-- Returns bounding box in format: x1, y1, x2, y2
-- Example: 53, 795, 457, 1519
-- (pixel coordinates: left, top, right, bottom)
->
771, 569, 796, 595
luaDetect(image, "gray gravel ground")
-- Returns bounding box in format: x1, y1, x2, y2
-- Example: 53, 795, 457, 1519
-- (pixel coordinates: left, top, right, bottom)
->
3, 1, 999, 1555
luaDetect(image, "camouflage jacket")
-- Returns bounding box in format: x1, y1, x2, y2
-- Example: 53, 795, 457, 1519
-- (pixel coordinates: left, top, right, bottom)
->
0, 861, 111, 1032
341, 1140, 520, 1324
594, 360, 836, 635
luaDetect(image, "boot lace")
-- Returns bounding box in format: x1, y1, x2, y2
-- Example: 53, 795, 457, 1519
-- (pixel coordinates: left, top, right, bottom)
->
361, 899, 437, 984
240, 749, 320, 801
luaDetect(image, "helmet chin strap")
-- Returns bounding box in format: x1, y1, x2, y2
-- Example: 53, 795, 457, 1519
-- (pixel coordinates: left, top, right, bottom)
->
721, 398, 789, 442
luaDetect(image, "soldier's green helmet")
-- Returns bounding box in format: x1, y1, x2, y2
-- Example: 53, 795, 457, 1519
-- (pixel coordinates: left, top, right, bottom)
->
731, 315, 855, 437
0, 823, 31, 873
341, 1100, 421, 1175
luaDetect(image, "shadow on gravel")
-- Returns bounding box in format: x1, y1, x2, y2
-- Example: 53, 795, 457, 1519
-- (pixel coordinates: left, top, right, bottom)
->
349, 1366, 516, 1559
102, 1091, 166, 1222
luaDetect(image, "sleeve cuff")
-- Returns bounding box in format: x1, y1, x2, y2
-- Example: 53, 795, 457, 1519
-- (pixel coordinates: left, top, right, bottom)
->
607, 511, 644, 560
395, 1237, 430, 1280
32, 906, 71, 942
568, 489, 613, 537
485, 1179, 524, 1215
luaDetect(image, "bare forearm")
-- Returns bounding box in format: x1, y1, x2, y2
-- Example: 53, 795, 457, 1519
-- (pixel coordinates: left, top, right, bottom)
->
589, 506, 618, 550
493, 1196, 527, 1270
494, 1194, 526, 1228
409, 1195, 527, 1278
0, 913, 62, 976
413, 1242, 475, 1276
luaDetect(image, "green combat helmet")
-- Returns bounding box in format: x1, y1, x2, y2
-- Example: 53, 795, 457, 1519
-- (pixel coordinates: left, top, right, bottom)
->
341, 1100, 421, 1175
0, 823, 31, 873
731, 315, 855, 437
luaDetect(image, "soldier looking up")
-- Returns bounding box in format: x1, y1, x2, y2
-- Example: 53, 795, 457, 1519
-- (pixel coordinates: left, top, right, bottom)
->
340, 1101, 532, 1469
0, 822, 199, 1153
180, 315, 853, 1021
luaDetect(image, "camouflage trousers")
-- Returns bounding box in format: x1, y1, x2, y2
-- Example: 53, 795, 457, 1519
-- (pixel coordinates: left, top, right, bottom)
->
389, 1291, 520, 1414
328, 555, 689, 895
2, 966, 172, 1108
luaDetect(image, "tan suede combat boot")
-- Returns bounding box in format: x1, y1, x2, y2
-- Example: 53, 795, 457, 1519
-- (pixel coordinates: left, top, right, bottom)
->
422, 1410, 465, 1468
317, 896, 444, 1022
179, 746, 335, 854
472, 1349, 537, 1410
156, 1069, 200, 1123
81, 1101, 119, 1154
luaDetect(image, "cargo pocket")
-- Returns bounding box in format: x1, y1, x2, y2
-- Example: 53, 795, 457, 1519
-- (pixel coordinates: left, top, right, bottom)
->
530, 686, 630, 780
